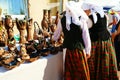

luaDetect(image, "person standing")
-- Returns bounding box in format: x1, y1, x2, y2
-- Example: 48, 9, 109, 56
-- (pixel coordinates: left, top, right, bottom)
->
82, 3, 119, 80
112, 19, 120, 70
108, 10, 120, 70
53, 1, 91, 80
108, 10, 120, 42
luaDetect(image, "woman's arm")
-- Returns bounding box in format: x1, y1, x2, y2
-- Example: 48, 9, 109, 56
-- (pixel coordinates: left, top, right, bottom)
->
86, 18, 93, 28
82, 20, 91, 57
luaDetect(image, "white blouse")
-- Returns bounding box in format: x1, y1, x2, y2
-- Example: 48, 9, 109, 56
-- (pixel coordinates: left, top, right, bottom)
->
53, 19, 91, 55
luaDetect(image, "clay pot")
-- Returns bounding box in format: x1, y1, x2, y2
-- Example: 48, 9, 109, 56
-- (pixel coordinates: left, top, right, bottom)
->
5, 15, 13, 30
16, 19, 27, 44
26, 41, 41, 62
33, 21, 43, 40
48, 10, 52, 27
18, 44, 30, 63
1, 51, 20, 70
27, 18, 33, 41
41, 9, 49, 31
55, 11, 60, 25
0, 23, 8, 46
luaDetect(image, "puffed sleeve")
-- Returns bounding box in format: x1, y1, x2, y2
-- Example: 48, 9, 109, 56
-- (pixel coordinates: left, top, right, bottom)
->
53, 19, 62, 41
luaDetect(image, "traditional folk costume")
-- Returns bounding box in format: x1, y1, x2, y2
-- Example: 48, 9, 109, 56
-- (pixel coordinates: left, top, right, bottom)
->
82, 3, 119, 80
53, 1, 91, 80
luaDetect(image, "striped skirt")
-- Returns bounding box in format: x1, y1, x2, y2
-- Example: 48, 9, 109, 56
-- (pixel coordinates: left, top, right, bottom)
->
88, 39, 119, 80
64, 49, 90, 80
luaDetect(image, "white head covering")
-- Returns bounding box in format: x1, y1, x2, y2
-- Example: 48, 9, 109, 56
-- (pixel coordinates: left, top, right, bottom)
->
92, 5, 104, 18
65, 1, 88, 31
82, 3, 90, 10
82, 2, 105, 24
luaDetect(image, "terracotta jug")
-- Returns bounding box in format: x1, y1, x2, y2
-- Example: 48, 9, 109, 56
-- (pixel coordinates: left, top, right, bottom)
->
41, 9, 48, 31
16, 19, 27, 44
55, 11, 60, 25
48, 10, 52, 28
27, 18, 33, 41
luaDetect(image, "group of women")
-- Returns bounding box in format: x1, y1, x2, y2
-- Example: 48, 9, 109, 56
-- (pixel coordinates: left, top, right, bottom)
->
53, 1, 120, 80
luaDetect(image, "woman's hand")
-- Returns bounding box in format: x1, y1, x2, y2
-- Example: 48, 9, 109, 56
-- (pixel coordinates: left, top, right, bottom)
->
86, 54, 90, 59
83, 50, 91, 59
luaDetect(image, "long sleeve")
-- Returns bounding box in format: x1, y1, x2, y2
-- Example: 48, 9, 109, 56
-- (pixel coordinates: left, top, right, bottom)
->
82, 20, 91, 55
53, 19, 62, 41
86, 18, 93, 28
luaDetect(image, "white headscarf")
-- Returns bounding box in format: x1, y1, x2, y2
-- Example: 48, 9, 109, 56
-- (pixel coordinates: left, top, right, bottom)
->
92, 5, 104, 18
82, 2, 105, 24
65, 1, 88, 31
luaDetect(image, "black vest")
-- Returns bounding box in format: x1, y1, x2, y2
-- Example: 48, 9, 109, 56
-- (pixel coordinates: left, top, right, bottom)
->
61, 16, 85, 50
89, 13, 110, 41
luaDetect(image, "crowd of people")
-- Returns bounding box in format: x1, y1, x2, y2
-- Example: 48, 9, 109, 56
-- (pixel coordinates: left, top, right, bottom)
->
53, 1, 120, 80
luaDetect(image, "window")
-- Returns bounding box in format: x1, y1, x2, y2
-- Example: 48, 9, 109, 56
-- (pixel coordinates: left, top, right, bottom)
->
0, 0, 28, 16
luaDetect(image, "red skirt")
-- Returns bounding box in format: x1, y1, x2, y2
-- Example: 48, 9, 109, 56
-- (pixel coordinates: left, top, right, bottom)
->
88, 39, 119, 80
64, 49, 90, 80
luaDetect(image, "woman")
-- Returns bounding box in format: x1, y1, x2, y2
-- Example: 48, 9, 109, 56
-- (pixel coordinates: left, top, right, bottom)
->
108, 10, 120, 42
53, 1, 91, 80
108, 10, 120, 70
82, 3, 119, 80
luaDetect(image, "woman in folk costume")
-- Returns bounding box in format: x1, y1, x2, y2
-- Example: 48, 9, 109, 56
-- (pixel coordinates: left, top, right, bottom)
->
53, 1, 91, 80
82, 3, 119, 80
